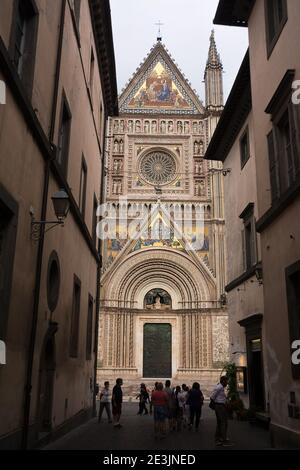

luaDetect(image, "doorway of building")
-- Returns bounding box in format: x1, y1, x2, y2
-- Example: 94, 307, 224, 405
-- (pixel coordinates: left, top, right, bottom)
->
37, 324, 57, 433
143, 323, 171, 378
249, 338, 265, 410
239, 314, 265, 411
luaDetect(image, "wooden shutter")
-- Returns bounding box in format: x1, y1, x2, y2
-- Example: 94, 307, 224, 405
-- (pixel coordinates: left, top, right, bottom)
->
241, 229, 246, 272
267, 130, 280, 201
289, 102, 300, 176
251, 216, 258, 266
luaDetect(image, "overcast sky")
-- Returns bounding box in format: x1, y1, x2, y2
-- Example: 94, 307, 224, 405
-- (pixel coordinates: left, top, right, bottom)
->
110, 0, 249, 104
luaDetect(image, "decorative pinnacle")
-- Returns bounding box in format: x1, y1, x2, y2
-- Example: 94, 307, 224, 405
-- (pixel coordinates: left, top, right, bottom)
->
206, 29, 223, 69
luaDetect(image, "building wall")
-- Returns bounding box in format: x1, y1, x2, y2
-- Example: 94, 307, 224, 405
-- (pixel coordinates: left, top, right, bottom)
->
248, 0, 300, 446
222, 111, 266, 405
0, 0, 114, 449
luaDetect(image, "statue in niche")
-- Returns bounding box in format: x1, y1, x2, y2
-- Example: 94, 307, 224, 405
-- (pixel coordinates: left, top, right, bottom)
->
168, 121, 174, 133
112, 180, 117, 194
155, 294, 164, 309
144, 121, 150, 133
119, 140, 124, 153
118, 181, 122, 194
195, 181, 201, 197
195, 162, 199, 174
113, 120, 119, 133
160, 120, 166, 133
145, 288, 171, 310
113, 160, 119, 173
177, 121, 183, 134
194, 141, 199, 155
193, 122, 198, 134
135, 120, 141, 132
184, 121, 190, 133
128, 120, 133, 133
151, 121, 157, 133
119, 120, 124, 133
113, 140, 119, 153
199, 141, 204, 155
196, 180, 206, 197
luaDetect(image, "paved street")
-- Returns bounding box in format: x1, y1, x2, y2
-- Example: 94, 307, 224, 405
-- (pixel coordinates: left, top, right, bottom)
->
44, 403, 271, 451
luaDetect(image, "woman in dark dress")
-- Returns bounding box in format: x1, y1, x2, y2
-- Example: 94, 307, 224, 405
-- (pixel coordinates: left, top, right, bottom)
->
187, 382, 204, 430
136, 383, 150, 415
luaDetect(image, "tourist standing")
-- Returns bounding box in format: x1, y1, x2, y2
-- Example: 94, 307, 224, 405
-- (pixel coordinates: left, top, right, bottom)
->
98, 381, 112, 423
175, 386, 184, 431
211, 376, 234, 446
150, 382, 158, 415
151, 382, 168, 439
187, 382, 204, 431
112, 378, 123, 428
178, 385, 188, 428
164, 380, 177, 431
136, 383, 150, 415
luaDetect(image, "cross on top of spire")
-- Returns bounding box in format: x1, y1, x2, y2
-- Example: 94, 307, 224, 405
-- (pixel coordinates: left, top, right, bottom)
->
206, 29, 222, 69
155, 21, 164, 42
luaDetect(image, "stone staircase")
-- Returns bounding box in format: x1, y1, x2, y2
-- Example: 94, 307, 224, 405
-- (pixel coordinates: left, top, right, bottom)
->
100, 373, 220, 402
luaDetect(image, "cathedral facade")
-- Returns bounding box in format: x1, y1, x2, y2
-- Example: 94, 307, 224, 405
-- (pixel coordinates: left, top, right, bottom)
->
97, 33, 229, 395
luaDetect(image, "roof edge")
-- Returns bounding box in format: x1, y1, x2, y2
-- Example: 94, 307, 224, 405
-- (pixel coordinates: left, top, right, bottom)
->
89, 0, 118, 116
214, 0, 255, 27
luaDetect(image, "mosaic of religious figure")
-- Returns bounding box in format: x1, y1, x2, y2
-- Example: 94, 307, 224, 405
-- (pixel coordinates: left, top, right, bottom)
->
128, 62, 190, 110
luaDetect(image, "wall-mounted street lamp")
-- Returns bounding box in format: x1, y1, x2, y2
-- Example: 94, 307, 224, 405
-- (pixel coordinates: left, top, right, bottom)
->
31, 190, 70, 241
255, 262, 263, 285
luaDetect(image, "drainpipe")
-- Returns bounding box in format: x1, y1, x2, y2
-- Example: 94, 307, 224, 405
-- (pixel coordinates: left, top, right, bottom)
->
92, 110, 109, 417
21, 0, 66, 450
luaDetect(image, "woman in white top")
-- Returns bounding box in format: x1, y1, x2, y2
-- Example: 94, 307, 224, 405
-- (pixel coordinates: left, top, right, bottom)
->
98, 381, 112, 423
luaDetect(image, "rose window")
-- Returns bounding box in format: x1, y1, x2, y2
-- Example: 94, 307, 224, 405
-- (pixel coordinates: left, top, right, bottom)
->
140, 151, 176, 185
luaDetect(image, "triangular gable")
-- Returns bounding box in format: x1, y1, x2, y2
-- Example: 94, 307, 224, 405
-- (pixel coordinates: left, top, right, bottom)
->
119, 42, 205, 115
101, 203, 212, 282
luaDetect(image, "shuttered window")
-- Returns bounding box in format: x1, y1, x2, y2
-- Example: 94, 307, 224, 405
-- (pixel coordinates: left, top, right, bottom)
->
267, 130, 280, 202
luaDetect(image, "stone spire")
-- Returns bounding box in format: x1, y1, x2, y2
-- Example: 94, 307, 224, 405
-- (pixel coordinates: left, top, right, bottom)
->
204, 30, 224, 111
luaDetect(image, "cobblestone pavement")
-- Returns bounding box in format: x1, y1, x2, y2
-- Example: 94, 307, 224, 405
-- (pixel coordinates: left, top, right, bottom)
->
44, 402, 271, 451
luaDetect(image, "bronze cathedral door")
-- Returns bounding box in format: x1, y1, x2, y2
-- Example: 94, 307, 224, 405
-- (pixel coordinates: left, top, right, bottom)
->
143, 323, 172, 378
